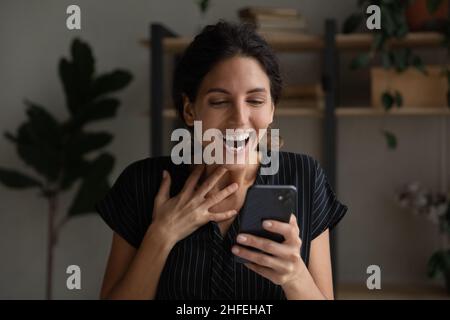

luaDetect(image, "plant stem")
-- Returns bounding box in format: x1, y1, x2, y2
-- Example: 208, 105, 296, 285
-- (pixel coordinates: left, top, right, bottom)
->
46, 194, 58, 300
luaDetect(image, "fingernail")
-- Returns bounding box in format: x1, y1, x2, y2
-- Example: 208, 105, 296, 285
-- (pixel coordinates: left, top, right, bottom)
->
237, 235, 247, 243
263, 221, 272, 228
162, 170, 167, 178
232, 246, 240, 254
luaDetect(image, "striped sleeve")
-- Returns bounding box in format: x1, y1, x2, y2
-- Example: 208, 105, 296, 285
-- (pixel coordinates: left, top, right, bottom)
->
310, 159, 348, 240
95, 163, 141, 248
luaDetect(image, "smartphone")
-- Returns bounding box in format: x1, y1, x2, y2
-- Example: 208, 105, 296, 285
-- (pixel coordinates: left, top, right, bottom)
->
234, 185, 298, 264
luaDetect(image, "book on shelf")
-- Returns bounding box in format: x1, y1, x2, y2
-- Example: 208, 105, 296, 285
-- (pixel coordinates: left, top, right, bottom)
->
241, 16, 306, 30
238, 7, 300, 19
239, 6, 308, 35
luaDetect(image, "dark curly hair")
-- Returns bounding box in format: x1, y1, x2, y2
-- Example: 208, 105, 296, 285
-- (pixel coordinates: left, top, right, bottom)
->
172, 20, 283, 127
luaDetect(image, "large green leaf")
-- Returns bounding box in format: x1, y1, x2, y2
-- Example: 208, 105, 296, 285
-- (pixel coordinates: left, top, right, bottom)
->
91, 70, 133, 98
65, 131, 113, 157
68, 153, 114, 216
68, 98, 120, 129
71, 38, 95, 89
59, 58, 79, 115
0, 167, 43, 189
14, 122, 61, 181
382, 91, 394, 111
59, 39, 95, 115
59, 159, 90, 191
24, 101, 61, 146
4, 131, 17, 144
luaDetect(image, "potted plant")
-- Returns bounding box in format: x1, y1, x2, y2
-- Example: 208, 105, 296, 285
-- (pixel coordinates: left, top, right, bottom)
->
396, 182, 450, 293
0, 38, 133, 299
343, 0, 450, 149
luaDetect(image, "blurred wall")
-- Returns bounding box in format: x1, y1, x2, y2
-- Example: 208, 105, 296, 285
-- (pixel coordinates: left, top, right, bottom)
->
0, 0, 448, 299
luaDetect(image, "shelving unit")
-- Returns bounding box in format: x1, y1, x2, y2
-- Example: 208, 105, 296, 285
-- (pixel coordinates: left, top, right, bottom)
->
141, 31, 444, 53
145, 24, 447, 162
145, 21, 448, 292
157, 106, 450, 119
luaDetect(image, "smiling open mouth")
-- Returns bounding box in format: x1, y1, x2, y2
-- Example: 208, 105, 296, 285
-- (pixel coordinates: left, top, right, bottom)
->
223, 131, 251, 152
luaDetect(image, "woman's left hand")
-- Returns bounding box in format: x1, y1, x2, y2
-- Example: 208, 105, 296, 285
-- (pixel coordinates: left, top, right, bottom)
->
232, 214, 306, 288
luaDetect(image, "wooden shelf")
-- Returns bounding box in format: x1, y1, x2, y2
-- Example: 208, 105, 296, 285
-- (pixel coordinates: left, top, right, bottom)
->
337, 283, 450, 300
141, 32, 445, 54
157, 106, 450, 119
161, 107, 323, 118
140, 33, 324, 53
337, 107, 450, 117
336, 32, 444, 50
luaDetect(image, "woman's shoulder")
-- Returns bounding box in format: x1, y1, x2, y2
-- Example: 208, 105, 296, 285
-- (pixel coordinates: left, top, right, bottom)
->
277, 151, 319, 173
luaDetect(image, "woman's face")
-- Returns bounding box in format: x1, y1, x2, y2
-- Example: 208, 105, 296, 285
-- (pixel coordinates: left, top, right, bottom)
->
183, 56, 274, 169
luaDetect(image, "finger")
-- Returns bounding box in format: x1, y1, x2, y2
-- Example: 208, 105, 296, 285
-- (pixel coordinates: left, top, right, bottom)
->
262, 218, 299, 241
180, 164, 204, 198
208, 209, 238, 222
232, 245, 288, 271
235, 233, 292, 259
155, 170, 171, 206
201, 182, 239, 209
196, 166, 228, 198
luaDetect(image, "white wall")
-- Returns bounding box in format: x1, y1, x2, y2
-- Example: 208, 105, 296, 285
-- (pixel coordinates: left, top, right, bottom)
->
1, 0, 448, 299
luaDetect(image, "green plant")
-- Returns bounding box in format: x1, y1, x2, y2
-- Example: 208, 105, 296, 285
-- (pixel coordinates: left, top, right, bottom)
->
195, 0, 211, 16
396, 182, 450, 292
0, 38, 132, 299
428, 191, 450, 293
428, 249, 450, 293
343, 0, 450, 149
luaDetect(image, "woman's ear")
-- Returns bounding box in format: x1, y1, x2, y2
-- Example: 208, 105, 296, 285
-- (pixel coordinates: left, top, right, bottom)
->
269, 101, 275, 124
182, 94, 195, 126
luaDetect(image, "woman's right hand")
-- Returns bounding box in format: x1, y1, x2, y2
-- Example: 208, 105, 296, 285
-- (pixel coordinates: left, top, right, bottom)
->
149, 165, 239, 245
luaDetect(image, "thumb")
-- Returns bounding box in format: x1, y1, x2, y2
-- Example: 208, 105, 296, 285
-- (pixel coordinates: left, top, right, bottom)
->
289, 213, 297, 225
155, 170, 171, 206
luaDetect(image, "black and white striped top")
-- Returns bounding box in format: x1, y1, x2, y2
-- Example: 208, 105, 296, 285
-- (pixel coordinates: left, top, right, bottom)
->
95, 151, 348, 300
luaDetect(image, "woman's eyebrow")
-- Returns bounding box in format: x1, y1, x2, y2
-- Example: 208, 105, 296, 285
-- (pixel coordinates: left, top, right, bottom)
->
246, 88, 267, 94
206, 87, 267, 94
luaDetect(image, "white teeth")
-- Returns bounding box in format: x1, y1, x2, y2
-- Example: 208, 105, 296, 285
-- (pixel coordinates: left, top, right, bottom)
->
224, 143, 245, 152
223, 132, 250, 142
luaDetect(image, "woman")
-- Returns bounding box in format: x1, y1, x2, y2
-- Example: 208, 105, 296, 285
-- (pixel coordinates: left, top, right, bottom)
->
96, 21, 348, 300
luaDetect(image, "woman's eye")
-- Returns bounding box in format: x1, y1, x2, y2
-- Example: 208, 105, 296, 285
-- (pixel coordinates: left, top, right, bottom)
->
210, 101, 227, 106
248, 100, 264, 106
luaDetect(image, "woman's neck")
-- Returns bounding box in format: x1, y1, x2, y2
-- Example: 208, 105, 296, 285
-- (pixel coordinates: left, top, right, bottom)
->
204, 162, 260, 192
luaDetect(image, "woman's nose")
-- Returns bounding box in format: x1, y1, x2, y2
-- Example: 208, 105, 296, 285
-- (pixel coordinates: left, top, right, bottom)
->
228, 101, 249, 126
